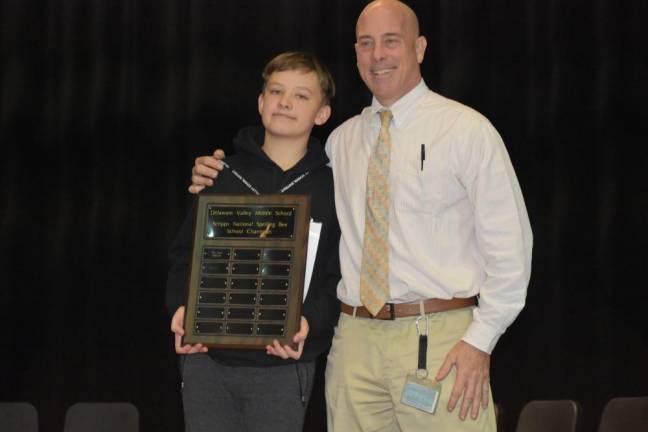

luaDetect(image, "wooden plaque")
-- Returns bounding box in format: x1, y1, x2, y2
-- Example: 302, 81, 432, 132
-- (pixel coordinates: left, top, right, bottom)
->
183, 194, 310, 349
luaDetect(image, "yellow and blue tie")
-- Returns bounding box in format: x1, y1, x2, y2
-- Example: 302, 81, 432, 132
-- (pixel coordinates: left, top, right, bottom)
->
359, 109, 393, 316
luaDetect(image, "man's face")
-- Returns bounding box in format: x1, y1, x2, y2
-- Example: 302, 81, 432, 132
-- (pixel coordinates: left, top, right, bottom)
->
355, 4, 426, 107
258, 70, 330, 140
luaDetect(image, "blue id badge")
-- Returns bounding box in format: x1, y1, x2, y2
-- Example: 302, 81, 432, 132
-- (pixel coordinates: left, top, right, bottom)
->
401, 372, 442, 414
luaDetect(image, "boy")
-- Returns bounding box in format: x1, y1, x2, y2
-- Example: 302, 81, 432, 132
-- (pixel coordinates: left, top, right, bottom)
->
165, 52, 341, 432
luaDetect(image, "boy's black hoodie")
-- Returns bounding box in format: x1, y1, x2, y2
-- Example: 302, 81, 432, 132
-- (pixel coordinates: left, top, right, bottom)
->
166, 126, 341, 366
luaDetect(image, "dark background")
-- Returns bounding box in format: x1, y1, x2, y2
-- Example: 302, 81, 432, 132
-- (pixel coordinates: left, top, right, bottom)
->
1, 0, 647, 431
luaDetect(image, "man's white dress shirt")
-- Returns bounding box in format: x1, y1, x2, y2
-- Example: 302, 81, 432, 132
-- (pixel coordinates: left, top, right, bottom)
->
325, 80, 533, 353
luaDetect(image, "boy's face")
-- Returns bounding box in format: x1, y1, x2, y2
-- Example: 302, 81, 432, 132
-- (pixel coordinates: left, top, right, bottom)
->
258, 70, 331, 140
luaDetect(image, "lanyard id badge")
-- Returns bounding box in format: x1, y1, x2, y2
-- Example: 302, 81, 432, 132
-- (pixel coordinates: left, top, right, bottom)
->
401, 315, 442, 414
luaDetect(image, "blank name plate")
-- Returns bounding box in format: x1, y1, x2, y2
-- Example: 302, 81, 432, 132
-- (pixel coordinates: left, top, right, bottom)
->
183, 194, 310, 349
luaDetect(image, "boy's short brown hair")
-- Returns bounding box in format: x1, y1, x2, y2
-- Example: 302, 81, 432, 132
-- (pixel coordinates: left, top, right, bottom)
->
262, 51, 336, 105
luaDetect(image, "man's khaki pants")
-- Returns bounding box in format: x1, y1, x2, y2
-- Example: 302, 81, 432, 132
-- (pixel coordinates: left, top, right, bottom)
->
325, 307, 496, 431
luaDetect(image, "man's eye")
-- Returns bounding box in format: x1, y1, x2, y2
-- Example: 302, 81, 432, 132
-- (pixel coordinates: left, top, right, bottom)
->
385, 38, 399, 47
296, 94, 309, 100
359, 40, 373, 49
270, 89, 281, 94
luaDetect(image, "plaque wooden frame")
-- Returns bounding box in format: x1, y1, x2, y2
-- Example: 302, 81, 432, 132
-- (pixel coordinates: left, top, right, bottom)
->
183, 194, 310, 349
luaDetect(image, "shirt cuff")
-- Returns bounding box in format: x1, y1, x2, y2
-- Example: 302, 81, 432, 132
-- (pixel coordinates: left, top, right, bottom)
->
462, 319, 502, 354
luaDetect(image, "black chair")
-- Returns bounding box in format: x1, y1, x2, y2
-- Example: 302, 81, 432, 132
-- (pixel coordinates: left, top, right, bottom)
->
63, 402, 139, 432
516, 399, 582, 432
0, 402, 38, 432
598, 396, 648, 432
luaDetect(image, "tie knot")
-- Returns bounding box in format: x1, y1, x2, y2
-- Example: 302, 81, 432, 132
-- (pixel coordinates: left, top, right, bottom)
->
379, 110, 393, 129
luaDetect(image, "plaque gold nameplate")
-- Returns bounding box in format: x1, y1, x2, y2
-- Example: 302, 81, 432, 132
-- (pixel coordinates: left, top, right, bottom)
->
183, 194, 310, 349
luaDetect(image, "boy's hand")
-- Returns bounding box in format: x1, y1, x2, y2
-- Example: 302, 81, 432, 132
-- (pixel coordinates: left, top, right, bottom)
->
265, 316, 309, 360
188, 149, 226, 194
171, 306, 208, 354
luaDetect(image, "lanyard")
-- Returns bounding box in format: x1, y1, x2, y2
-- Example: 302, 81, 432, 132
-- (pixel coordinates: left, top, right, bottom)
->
416, 315, 429, 378
221, 161, 310, 195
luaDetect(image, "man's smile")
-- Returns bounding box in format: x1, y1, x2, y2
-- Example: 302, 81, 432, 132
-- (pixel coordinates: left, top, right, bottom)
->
371, 66, 397, 77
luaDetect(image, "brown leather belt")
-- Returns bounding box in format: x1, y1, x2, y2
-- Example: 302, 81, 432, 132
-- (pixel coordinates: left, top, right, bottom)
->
341, 297, 477, 320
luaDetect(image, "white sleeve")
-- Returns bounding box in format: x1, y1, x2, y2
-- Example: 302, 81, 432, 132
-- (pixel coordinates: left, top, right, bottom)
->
459, 116, 533, 353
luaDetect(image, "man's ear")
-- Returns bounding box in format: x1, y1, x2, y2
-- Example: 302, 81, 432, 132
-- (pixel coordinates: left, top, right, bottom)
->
258, 93, 264, 115
314, 104, 332, 126
415, 36, 427, 64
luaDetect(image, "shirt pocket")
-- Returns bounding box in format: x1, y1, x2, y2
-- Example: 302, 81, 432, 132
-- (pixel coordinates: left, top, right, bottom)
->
394, 152, 467, 216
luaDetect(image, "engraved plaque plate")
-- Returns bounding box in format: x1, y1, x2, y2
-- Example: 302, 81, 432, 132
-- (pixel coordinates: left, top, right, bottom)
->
230, 278, 258, 290
183, 194, 309, 349
197, 307, 225, 319
200, 277, 228, 288
257, 309, 287, 321
261, 279, 289, 290
198, 292, 226, 304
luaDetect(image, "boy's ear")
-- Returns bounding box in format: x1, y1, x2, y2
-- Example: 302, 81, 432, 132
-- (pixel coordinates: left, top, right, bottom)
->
258, 93, 264, 115
314, 104, 331, 126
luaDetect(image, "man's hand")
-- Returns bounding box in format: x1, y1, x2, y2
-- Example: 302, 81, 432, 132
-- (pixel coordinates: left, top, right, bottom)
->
171, 306, 208, 354
188, 149, 226, 194
265, 316, 309, 360
436, 340, 490, 421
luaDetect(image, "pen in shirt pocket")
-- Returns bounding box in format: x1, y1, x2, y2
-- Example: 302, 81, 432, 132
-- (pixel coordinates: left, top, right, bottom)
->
420, 144, 426, 171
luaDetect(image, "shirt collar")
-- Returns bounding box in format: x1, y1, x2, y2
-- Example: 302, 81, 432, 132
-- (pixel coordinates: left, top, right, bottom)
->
369, 79, 428, 129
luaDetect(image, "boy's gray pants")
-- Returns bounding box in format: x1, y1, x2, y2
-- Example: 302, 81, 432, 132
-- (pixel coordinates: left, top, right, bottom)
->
180, 353, 316, 432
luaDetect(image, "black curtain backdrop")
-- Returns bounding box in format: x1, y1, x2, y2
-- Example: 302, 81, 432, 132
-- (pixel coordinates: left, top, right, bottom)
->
1, 1, 647, 431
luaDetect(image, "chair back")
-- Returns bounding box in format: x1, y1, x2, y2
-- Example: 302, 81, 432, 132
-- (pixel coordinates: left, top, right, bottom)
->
598, 396, 648, 432
63, 402, 139, 432
516, 399, 582, 432
0, 402, 38, 432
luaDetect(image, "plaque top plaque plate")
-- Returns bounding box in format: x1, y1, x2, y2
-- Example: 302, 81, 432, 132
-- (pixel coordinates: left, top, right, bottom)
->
205, 205, 297, 239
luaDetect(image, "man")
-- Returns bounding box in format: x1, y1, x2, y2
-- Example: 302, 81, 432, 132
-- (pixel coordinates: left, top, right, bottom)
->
190, 1, 532, 430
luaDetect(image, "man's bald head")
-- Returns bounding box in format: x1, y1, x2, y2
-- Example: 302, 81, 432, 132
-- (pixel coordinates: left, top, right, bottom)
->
354, 0, 427, 106
357, 0, 420, 40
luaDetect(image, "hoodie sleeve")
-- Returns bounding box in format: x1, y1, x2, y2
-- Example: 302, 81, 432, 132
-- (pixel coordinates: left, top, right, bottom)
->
165, 198, 197, 318
165, 165, 239, 318
301, 207, 341, 344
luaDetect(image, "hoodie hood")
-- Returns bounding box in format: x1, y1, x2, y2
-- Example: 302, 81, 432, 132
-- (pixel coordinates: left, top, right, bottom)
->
232, 125, 329, 176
